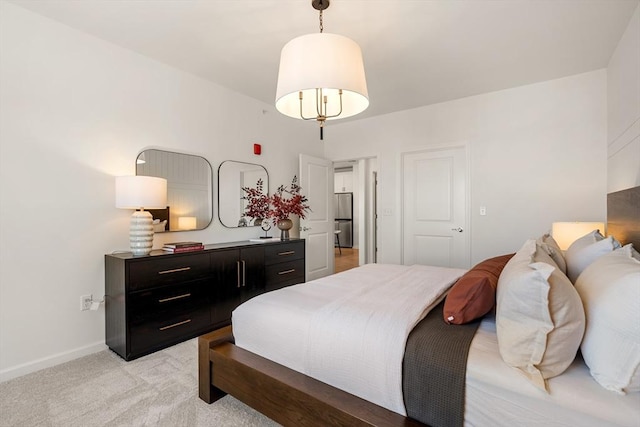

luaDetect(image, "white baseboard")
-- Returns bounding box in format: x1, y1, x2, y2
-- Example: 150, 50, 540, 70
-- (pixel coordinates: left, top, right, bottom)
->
0, 341, 107, 383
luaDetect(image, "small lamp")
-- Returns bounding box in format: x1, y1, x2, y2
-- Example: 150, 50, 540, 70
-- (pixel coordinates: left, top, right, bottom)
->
178, 216, 197, 230
116, 176, 168, 256
551, 221, 606, 250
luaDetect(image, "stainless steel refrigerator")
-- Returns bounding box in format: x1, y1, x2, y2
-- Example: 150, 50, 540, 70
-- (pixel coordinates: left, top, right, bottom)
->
334, 192, 353, 248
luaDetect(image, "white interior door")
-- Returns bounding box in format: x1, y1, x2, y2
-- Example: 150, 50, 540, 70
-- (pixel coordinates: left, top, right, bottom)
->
299, 154, 334, 281
402, 146, 469, 268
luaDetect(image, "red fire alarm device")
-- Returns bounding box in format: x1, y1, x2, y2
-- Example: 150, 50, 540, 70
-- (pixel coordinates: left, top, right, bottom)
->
253, 143, 261, 155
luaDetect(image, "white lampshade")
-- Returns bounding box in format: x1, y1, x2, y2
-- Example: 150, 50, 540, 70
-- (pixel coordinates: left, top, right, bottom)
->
115, 175, 168, 256
275, 33, 369, 121
178, 216, 197, 230
551, 221, 606, 250
115, 175, 167, 209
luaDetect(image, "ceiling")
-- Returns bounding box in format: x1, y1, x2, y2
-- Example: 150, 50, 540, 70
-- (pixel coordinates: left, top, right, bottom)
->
9, 0, 639, 121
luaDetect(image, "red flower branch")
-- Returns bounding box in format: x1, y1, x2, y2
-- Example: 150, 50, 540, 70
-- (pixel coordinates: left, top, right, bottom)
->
242, 176, 311, 223
241, 178, 270, 220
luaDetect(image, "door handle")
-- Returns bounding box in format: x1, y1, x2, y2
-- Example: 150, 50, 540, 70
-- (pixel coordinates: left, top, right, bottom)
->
451, 227, 463, 232
236, 261, 241, 288
300, 226, 312, 231
241, 260, 246, 287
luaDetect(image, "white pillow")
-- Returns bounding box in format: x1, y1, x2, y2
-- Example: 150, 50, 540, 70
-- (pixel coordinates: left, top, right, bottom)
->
537, 233, 566, 274
570, 229, 604, 245
575, 245, 640, 394
565, 230, 616, 283
496, 240, 585, 391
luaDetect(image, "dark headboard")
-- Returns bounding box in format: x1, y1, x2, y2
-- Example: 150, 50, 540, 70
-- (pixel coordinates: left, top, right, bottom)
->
148, 206, 170, 231
607, 186, 640, 248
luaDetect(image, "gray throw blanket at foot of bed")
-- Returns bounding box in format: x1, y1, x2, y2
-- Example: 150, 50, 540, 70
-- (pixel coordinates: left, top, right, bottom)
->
403, 301, 481, 427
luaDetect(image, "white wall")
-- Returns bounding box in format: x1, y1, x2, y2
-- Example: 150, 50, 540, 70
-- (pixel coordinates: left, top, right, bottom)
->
0, 2, 322, 381
607, 4, 640, 192
326, 71, 608, 265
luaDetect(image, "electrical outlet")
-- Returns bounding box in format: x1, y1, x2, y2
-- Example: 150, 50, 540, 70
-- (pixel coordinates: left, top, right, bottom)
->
80, 294, 92, 311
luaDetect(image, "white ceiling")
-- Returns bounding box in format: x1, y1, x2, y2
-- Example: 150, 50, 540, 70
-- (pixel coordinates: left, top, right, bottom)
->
9, 0, 639, 121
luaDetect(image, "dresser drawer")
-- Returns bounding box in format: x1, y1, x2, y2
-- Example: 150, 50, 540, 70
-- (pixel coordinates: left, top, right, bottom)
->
264, 241, 304, 265
128, 253, 210, 291
129, 279, 210, 323
265, 259, 305, 291
130, 306, 210, 357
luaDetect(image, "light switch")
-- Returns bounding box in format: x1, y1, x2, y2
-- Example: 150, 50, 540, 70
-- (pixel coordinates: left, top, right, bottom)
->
480, 206, 487, 216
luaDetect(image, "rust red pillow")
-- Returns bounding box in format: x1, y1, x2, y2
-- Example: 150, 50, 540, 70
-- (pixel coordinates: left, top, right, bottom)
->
443, 253, 515, 325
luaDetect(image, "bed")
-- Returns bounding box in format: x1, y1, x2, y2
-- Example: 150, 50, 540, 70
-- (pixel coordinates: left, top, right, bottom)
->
198, 186, 640, 427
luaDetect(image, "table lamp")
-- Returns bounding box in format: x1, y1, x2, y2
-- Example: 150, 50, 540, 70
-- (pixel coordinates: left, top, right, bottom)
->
178, 216, 197, 230
116, 175, 168, 255
551, 221, 606, 250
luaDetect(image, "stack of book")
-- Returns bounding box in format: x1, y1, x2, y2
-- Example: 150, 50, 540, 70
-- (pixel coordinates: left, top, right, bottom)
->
162, 241, 204, 253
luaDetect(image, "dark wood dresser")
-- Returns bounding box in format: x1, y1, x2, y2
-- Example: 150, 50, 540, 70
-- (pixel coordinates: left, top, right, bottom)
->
105, 239, 305, 361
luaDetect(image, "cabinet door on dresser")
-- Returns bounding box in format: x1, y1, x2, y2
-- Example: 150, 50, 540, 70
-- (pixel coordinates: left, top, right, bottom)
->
264, 240, 305, 292
209, 246, 265, 327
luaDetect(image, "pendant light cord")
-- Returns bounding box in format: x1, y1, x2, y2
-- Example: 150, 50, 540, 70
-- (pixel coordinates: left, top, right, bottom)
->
319, 9, 324, 33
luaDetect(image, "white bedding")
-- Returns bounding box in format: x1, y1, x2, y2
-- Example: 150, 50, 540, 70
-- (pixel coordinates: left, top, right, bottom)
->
232, 263, 640, 426
233, 263, 465, 415
466, 315, 640, 427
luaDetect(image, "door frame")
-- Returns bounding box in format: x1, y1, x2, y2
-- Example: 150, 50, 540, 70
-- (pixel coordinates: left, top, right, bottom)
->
332, 157, 378, 267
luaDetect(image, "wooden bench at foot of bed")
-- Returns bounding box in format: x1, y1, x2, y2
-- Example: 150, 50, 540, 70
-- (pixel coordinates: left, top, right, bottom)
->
197, 326, 426, 427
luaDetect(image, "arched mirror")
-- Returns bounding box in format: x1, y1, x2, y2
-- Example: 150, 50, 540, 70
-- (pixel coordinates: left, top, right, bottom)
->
218, 160, 268, 228
136, 149, 213, 232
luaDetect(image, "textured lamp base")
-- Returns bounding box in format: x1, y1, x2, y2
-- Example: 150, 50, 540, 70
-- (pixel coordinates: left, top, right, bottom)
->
130, 210, 154, 256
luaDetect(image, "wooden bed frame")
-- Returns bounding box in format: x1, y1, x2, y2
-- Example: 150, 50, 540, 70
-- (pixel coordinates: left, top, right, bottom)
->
607, 186, 640, 248
198, 186, 640, 427
198, 326, 425, 426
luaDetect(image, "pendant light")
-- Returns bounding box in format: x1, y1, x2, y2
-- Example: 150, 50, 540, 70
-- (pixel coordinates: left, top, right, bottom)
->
275, 0, 369, 140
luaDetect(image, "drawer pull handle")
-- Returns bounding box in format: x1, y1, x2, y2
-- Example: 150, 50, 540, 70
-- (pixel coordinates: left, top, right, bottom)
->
242, 260, 246, 287
158, 293, 191, 303
159, 319, 191, 331
237, 261, 241, 288
278, 251, 295, 256
278, 269, 296, 275
158, 267, 191, 275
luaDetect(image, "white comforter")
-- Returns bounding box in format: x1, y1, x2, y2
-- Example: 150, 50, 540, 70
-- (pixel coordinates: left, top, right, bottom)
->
232, 263, 466, 415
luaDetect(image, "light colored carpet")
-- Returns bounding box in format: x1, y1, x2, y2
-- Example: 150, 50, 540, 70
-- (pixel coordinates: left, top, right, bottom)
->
0, 339, 281, 427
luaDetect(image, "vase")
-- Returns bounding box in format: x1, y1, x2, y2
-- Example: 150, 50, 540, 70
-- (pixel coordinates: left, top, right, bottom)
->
277, 218, 293, 240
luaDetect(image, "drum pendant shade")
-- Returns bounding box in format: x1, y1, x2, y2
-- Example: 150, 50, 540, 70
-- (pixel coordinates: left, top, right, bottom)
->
275, 32, 369, 121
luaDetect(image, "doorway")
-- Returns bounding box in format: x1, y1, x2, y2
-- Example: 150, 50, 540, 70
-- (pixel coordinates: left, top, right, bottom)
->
333, 158, 378, 273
